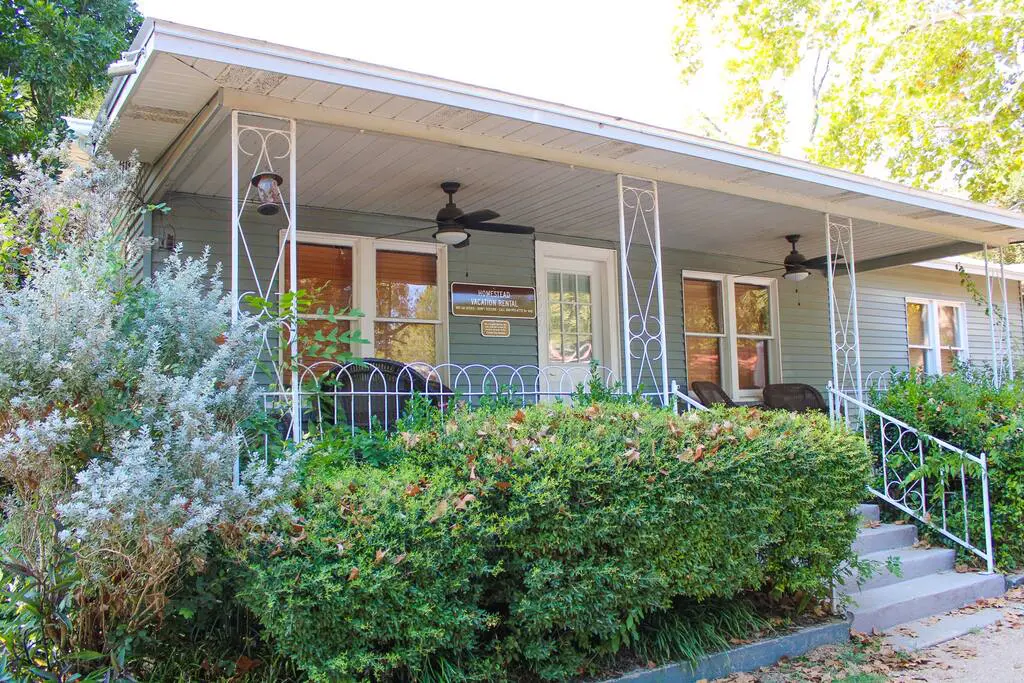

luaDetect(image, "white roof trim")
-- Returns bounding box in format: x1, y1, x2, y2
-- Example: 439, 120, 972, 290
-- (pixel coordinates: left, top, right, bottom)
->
917, 256, 1024, 281
103, 18, 1024, 237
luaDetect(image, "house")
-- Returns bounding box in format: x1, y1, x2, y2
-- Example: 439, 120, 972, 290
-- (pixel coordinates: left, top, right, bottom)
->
93, 14, 1022, 617
95, 18, 1024, 413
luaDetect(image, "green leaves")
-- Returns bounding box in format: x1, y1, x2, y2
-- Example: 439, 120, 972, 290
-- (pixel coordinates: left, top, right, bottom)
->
0, 1, 142, 188
874, 369, 1024, 570
244, 400, 871, 680
674, 0, 1024, 208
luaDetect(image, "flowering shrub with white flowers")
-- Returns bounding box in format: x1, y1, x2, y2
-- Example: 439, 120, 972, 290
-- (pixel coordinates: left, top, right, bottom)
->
0, 146, 302, 677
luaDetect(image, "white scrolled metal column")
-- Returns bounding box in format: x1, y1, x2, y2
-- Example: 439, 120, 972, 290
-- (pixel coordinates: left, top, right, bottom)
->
1000, 248, 1015, 381
616, 175, 670, 405
825, 214, 864, 417
984, 245, 1001, 387
230, 111, 300, 443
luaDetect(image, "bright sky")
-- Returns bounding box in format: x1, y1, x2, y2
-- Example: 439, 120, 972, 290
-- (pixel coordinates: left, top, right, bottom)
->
136, 0, 725, 134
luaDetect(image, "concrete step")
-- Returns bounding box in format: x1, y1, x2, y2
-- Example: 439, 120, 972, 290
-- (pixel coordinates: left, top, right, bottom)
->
857, 503, 880, 523
846, 571, 1005, 633
841, 546, 956, 593
851, 523, 917, 555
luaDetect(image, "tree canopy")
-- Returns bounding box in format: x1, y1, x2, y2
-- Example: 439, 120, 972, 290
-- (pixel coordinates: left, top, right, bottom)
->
0, 0, 141, 180
674, 0, 1024, 210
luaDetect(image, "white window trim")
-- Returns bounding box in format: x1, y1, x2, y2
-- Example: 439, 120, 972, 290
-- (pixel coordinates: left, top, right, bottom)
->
535, 241, 621, 379
905, 297, 969, 374
279, 229, 449, 364
682, 270, 783, 400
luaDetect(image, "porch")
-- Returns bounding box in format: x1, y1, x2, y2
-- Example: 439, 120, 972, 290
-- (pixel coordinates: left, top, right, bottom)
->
142, 110, 1022, 410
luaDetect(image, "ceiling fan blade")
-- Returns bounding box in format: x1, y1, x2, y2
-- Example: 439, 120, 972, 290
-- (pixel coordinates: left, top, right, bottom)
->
746, 267, 784, 276
455, 209, 500, 225
802, 254, 845, 269
749, 258, 786, 267
467, 222, 535, 235
382, 224, 438, 239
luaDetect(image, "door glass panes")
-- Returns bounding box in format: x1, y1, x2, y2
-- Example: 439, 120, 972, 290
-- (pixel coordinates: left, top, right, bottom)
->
734, 283, 770, 335
548, 271, 593, 362
285, 243, 353, 309
376, 250, 438, 319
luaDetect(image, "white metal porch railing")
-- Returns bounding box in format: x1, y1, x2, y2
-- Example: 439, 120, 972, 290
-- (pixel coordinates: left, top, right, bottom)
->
670, 380, 709, 412
829, 384, 995, 573
256, 362, 625, 438
246, 364, 709, 459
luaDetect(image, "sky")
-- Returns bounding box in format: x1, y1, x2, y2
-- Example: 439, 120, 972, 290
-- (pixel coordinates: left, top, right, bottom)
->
135, 0, 725, 134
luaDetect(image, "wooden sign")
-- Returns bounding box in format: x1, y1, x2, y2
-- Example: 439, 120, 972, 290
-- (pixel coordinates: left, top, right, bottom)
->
451, 282, 536, 319
480, 319, 511, 338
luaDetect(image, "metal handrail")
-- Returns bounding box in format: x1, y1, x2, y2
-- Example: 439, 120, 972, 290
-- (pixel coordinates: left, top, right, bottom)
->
670, 380, 708, 412
828, 383, 995, 574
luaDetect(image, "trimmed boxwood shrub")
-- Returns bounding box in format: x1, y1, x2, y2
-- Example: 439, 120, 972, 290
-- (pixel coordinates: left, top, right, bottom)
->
873, 369, 1024, 570
239, 400, 871, 681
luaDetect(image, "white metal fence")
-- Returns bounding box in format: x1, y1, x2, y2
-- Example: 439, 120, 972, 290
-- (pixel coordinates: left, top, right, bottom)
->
829, 384, 994, 573
257, 361, 626, 438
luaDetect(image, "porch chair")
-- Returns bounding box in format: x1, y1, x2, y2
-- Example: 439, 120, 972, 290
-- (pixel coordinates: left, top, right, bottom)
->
690, 381, 738, 407
316, 358, 454, 432
762, 383, 828, 413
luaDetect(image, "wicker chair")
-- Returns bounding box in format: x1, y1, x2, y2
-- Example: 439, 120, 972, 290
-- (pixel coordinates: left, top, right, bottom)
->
315, 358, 453, 431
762, 383, 827, 413
690, 381, 738, 407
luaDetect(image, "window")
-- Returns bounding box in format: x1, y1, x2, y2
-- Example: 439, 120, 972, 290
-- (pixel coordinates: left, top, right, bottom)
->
682, 272, 780, 399
906, 299, 966, 374
284, 232, 447, 366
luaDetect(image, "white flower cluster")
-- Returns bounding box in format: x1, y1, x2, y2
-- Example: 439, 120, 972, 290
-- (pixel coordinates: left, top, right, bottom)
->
1, 146, 302, 571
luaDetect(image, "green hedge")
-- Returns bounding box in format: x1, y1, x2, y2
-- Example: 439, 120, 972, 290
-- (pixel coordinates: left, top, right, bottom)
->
873, 369, 1024, 570
239, 401, 871, 681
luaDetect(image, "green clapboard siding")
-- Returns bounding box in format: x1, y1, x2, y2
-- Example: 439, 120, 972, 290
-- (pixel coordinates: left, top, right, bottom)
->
151, 193, 1022, 395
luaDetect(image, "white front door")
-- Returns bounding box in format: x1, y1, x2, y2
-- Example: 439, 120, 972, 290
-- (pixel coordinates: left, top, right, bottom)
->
536, 242, 620, 395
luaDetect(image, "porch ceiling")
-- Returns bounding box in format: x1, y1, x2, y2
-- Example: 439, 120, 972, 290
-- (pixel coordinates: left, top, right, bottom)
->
168, 119, 969, 269
98, 18, 1024, 267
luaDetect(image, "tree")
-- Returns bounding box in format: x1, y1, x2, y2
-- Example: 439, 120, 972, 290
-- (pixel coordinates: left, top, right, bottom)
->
0, 0, 141, 182
674, 1, 1024, 211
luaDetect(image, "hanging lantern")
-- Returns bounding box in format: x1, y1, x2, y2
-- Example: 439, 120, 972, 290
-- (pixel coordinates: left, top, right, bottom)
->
251, 172, 284, 216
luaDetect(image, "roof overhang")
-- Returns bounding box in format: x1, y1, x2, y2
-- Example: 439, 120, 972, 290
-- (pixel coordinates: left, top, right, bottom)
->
99, 18, 1024, 254
916, 256, 1024, 282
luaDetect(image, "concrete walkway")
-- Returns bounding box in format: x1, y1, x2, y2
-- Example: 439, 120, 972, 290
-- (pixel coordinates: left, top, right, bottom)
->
714, 586, 1024, 682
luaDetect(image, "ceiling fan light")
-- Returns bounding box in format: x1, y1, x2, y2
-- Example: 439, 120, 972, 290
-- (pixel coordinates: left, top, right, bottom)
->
434, 226, 468, 245
784, 268, 810, 282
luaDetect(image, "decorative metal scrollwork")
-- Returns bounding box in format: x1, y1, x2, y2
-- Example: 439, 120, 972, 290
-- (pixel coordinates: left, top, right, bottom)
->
617, 175, 669, 405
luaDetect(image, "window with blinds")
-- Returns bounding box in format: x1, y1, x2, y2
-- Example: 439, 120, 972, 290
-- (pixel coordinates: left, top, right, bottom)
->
283, 235, 445, 366
682, 271, 779, 399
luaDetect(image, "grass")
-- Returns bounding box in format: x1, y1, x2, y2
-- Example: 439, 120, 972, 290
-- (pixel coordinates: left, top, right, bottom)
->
629, 598, 775, 666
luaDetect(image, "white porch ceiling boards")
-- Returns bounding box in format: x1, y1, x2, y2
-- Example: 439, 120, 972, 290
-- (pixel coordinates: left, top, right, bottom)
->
167, 119, 950, 266
100, 18, 1024, 255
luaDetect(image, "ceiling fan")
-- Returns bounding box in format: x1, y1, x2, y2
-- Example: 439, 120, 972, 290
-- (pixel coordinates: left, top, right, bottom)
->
748, 234, 842, 281
394, 181, 534, 248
